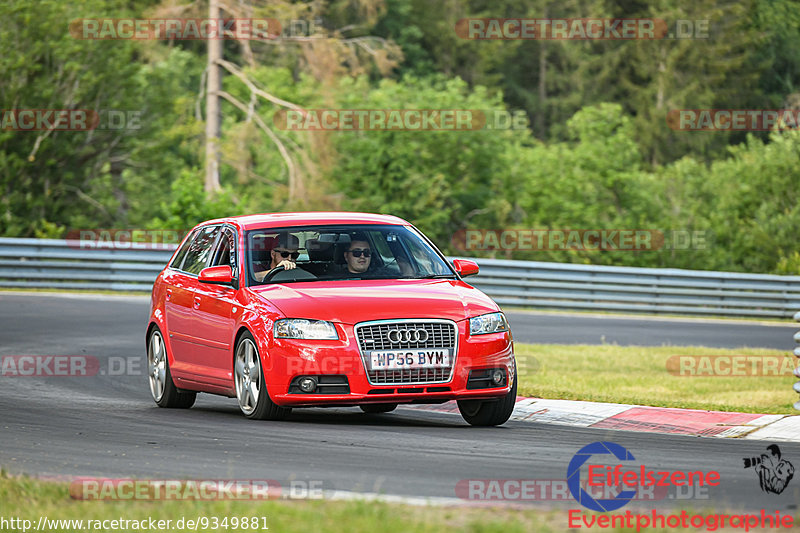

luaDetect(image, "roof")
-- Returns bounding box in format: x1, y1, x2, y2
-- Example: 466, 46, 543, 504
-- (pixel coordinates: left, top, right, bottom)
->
205, 212, 410, 231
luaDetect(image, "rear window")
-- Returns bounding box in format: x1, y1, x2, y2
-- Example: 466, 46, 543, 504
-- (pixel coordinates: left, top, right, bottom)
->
169, 230, 196, 270
181, 225, 221, 275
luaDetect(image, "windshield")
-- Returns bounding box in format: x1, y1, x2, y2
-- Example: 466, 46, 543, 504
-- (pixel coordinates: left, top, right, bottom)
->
245, 224, 455, 285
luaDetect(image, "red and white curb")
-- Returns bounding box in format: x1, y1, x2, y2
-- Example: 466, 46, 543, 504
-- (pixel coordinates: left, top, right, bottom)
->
405, 397, 800, 442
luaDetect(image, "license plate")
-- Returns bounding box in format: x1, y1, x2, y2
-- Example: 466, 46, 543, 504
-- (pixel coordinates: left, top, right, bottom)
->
369, 349, 451, 370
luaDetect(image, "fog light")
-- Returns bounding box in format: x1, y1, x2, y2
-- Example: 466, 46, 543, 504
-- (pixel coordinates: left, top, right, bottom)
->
491, 369, 505, 385
299, 377, 317, 393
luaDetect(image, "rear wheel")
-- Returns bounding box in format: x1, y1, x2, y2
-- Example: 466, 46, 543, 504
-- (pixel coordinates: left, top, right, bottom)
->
147, 327, 196, 409
234, 332, 291, 421
457, 363, 517, 426
360, 403, 398, 414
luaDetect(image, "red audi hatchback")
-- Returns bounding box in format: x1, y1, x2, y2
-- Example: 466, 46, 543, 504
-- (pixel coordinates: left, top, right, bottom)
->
146, 212, 516, 426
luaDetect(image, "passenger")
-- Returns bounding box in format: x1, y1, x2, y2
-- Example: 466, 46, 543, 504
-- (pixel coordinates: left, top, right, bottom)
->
338, 234, 410, 278
343, 237, 372, 275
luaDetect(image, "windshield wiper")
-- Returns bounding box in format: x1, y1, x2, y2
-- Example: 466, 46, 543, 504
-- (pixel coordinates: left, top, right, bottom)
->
414, 274, 456, 279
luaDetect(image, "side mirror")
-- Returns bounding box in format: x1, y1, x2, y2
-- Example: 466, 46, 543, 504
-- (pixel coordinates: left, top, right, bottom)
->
452, 259, 479, 278
199, 265, 237, 288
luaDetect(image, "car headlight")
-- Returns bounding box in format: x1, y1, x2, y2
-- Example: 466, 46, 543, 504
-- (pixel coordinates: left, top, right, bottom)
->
274, 319, 339, 340
469, 312, 509, 335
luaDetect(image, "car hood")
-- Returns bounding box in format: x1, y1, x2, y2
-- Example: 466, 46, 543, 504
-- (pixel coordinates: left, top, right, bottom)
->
248, 279, 498, 324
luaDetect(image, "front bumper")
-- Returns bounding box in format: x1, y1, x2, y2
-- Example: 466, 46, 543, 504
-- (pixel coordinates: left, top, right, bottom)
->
263, 320, 515, 407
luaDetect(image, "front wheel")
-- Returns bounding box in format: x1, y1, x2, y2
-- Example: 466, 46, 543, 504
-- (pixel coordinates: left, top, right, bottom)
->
234, 332, 291, 421
457, 363, 517, 426
147, 327, 196, 409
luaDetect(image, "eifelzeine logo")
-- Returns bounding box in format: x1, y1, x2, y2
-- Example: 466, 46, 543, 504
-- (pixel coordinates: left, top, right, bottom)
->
568, 442, 720, 512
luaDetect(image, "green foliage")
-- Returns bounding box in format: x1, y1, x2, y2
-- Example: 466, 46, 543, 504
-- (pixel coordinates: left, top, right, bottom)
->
328, 74, 527, 245
3, 0, 800, 276
149, 170, 235, 231
0, 0, 203, 236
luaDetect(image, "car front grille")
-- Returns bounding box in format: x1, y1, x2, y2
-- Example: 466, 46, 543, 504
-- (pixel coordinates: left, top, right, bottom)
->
355, 320, 458, 385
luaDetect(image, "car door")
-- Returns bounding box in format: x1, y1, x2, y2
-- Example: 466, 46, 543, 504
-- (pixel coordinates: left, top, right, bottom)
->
191, 225, 239, 384
165, 224, 220, 380
162, 229, 197, 371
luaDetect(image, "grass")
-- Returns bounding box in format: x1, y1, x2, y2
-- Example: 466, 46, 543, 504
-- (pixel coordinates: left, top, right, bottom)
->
514, 343, 798, 414
4, 472, 794, 533
0, 471, 565, 533
505, 306, 796, 324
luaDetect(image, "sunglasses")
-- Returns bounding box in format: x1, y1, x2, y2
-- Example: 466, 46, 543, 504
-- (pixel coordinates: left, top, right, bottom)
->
347, 249, 371, 258
273, 249, 300, 259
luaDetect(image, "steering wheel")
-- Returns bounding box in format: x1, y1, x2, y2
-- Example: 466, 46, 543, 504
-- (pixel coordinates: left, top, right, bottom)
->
261, 265, 286, 282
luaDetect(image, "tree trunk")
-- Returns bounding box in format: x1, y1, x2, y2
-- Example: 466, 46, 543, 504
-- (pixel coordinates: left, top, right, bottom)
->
537, 42, 547, 140
205, 0, 222, 194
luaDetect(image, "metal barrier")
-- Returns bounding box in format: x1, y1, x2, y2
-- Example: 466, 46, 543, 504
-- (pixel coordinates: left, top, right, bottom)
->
461, 257, 800, 319
794, 311, 800, 410
0, 238, 173, 292
1, 237, 800, 319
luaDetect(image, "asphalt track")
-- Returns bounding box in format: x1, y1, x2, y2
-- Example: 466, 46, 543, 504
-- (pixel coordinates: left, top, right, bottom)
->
0, 292, 798, 513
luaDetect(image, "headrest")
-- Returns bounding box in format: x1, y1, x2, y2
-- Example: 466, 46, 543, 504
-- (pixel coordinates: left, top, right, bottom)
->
275, 233, 300, 249
306, 238, 334, 261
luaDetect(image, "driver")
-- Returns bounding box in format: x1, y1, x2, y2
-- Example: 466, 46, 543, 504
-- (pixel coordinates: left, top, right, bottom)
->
254, 233, 301, 282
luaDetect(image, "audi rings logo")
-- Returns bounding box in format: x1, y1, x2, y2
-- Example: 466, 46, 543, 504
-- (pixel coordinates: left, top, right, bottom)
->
387, 328, 429, 344
567, 442, 637, 512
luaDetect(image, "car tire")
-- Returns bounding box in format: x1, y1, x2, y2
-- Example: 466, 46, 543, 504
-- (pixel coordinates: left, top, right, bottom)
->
360, 403, 398, 414
147, 327, 196, 409
457, 362, 517, 426
234, 332, 291, 421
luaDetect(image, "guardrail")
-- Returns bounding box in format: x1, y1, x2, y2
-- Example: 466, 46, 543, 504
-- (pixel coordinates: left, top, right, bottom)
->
462, 257, 800, 319
1, 237, 800, 319
794, 311, 800, 411
0, 238, 173, 292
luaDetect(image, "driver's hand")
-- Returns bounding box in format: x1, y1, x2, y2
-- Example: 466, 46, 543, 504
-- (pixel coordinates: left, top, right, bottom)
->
278, 259, 297, 270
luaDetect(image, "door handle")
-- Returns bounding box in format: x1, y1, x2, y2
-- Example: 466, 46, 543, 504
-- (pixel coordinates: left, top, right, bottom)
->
193, 295, 201, 309
166, 289, 172, 301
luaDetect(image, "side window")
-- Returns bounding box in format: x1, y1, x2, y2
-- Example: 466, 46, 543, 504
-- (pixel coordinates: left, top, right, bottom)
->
209, 227, 237, 274
181, 226, 221, 275
169, 230, 195, 270
364, 231, 393, 269
404, 233, 448, 275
